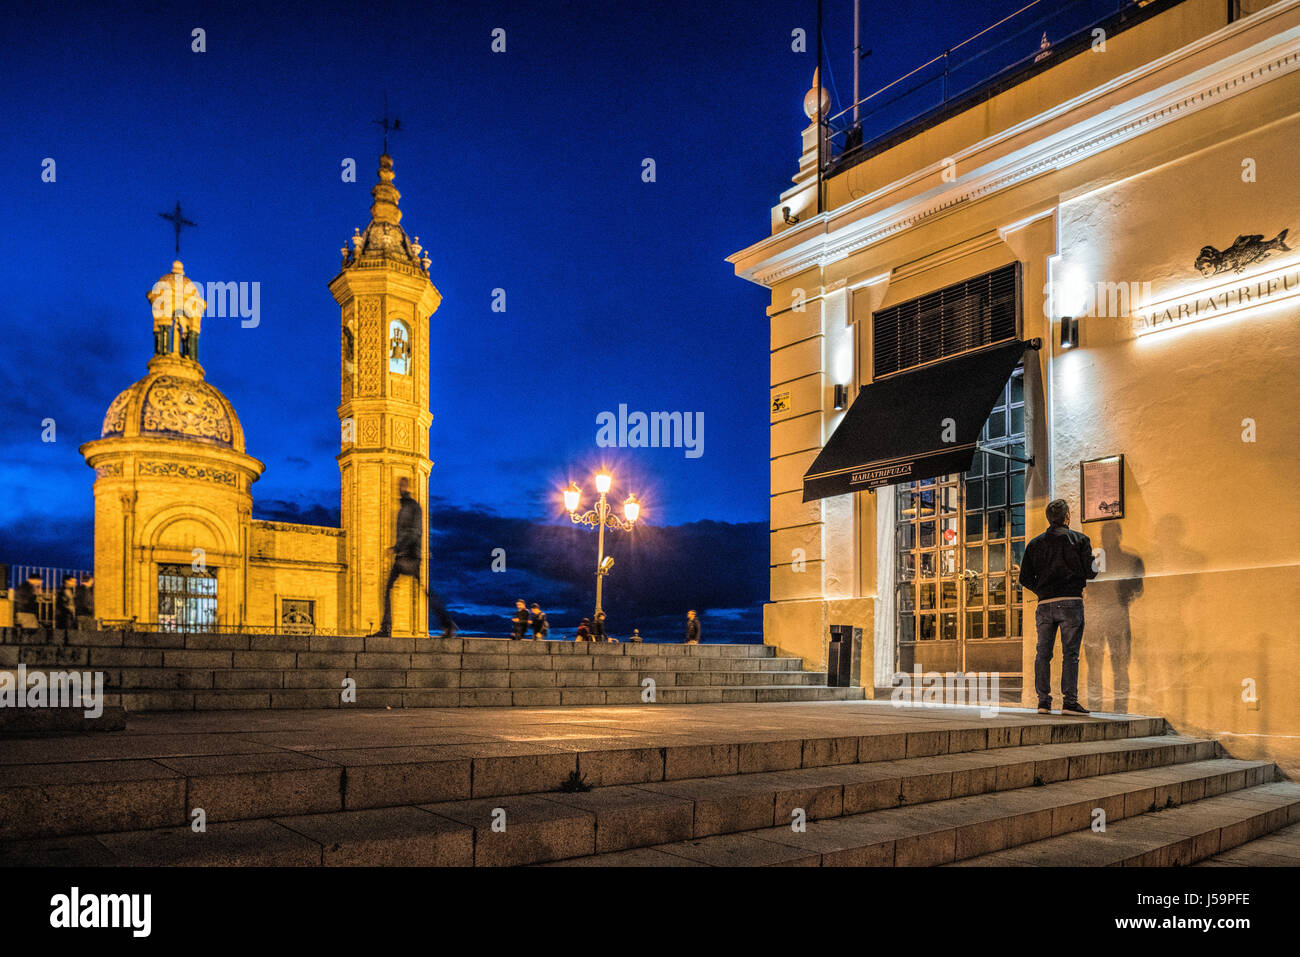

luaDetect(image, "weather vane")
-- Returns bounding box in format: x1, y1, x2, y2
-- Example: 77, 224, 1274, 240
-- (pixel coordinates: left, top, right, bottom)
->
158, 201, 196, 256
373, 93, 403, 154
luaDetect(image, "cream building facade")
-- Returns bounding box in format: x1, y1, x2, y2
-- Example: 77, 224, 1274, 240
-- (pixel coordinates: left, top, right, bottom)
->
79, 154, 441, 637
730, 0, 1300, 768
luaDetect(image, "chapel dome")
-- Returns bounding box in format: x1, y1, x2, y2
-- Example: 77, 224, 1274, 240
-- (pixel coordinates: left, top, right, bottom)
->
100, 367, 243, 452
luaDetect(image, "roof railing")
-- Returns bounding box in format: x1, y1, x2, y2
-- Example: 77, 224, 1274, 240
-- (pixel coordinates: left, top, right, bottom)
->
819, 0, 1164, 174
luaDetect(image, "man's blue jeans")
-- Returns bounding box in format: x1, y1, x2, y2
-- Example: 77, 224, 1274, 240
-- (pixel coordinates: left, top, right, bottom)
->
1034, 599, 1085, 707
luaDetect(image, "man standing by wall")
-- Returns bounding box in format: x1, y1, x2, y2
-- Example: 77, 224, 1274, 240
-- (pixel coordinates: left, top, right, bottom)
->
1019, 499, 1099, 716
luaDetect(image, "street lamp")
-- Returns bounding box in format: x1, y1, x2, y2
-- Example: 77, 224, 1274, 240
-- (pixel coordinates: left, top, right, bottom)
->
563, 470, 641, 618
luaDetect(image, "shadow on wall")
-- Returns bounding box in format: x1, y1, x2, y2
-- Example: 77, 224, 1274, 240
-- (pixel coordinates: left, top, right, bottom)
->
1084, 515, 1209, 716
1084, 522, 1143, 713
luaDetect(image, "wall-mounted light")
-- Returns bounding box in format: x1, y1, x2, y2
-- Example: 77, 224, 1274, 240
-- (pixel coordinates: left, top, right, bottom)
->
833, 383, 848, 410
782, 206, 800, 225
1060, 315, 1078, 350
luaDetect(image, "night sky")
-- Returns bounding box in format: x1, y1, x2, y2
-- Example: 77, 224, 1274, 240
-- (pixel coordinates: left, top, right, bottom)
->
1, 0, 1077, 639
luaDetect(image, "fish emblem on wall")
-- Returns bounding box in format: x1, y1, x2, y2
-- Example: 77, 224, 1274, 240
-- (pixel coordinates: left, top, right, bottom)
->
1194, 229, 1290, 277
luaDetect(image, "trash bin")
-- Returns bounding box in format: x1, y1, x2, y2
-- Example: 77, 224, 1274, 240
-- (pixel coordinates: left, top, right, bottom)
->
826, 625, 863, 688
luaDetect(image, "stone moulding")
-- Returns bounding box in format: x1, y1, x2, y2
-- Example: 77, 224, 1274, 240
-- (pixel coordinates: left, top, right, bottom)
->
732, 10, 1300, 286
137, 460, 238, 487
250, 520, 344, 536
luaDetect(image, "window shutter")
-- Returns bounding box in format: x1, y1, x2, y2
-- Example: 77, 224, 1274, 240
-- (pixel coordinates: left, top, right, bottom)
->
872, 263, 1020, 378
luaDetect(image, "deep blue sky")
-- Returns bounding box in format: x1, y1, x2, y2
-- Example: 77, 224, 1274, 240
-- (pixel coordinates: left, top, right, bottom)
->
0, 0, 1066, 636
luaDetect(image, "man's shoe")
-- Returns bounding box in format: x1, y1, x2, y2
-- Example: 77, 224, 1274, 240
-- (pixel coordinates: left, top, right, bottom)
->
1062, 701, 1091, 715
1037, 705, 1052, 714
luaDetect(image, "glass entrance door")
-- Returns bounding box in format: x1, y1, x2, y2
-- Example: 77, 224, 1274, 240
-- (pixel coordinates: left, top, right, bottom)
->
158, 563, 217, 632
896, 369, 1027, 678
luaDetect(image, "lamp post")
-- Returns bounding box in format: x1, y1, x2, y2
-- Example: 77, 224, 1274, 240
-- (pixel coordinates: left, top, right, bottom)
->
563, 469, 641, 618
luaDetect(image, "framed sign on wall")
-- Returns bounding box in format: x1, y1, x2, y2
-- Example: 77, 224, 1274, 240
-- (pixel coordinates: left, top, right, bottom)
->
1080, 455, 1124, 523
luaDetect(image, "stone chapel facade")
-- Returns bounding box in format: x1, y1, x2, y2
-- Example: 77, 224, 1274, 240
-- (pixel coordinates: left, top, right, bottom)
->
79, 154, 440, 637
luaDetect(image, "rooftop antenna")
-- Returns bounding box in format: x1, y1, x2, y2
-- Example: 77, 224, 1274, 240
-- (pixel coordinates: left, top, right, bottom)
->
852, 2, 872, 125
854, 0, 859, 124
158, 201, 196, 257
373, 93, 403, 154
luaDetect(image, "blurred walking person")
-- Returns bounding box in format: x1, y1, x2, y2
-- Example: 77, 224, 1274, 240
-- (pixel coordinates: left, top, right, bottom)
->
510, 599, 530, 640
530, 602, 549, 641
55, 575, 78, 629
14, 574, 42, 630
75, 575, 95, 626
684, 609, 701, 644
373, 476, 422, 637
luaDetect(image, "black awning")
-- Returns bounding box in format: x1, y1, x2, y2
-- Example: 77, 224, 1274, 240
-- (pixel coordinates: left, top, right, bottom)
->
802, 339, 1030, 502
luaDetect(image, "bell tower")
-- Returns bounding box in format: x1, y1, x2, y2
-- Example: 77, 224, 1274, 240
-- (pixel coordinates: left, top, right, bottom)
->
330, 153, 440, 635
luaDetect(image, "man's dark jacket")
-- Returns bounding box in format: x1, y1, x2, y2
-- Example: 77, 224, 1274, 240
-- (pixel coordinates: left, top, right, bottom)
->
14, 581, 38, 615
393, 492, 422, 560
685, 617, 701, 642
1018, 525, 1098, 600
75, 583, 95, 618
511, 606, 530, 638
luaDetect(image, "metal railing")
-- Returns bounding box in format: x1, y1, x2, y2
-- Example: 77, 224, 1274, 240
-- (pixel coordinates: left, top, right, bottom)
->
5, 565, 93, 625
819, 0, 1160, 173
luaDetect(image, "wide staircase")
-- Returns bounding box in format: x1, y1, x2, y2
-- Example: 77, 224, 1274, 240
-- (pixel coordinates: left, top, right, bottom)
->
1, 705, 1295, 866
0, 628, 865, 712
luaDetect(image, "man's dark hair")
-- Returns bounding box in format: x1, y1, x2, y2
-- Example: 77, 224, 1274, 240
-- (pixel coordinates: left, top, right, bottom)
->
530, 603, 540, 610
1046, 499, 1070, 526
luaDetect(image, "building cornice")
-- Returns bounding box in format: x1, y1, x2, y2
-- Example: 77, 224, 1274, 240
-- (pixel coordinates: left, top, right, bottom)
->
728, 0, 1300, 286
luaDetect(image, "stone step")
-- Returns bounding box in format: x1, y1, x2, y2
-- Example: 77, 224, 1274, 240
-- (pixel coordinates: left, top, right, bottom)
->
0, 704, 126, 734
1193, 814, 1300, 866
7, 647, 808, 673
108, 684, 867, 712
0, 629, 777, 659
98, 667, 826, 691
548, 758, 1279, 866
953, 781, 1300, 867
0, 712, 1166, 844
0, 736, 1237, 866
